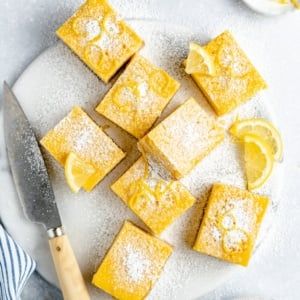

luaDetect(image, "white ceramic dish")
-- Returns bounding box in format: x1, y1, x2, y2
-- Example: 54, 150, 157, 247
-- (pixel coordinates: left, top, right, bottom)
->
0, 20, 283, 299
242, 0, 295, 15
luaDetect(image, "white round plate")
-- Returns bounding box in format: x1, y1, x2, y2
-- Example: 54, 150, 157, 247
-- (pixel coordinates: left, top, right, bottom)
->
0, 20, 283, 299
242, 0, 295, 15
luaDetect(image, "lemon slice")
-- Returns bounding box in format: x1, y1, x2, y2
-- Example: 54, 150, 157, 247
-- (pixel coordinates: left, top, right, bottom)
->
243, 134, 274, 190
64, 152, 96, 193
291, 0, 300, 8
278, 0, 300, 8
185, 42, 216, 75
230, 118, 283, 161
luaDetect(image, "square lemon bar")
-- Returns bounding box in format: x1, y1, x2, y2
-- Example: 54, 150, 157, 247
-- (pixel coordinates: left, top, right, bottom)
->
111, 157, 196, 235
96, 55, 180, 139
40, 106, 125, 191
138, 97, 225, 179
193, 183, 269, 266
191, 31, 267, 115
56, 0, 143, 83
92, 221, 172, 300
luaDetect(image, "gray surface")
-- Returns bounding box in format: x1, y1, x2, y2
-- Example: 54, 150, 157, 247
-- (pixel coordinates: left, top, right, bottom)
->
22, 272, 62, 300
0, 1, 300, 300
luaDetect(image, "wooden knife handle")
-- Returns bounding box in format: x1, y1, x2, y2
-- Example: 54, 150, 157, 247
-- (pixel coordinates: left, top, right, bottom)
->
49, 234, 90, 300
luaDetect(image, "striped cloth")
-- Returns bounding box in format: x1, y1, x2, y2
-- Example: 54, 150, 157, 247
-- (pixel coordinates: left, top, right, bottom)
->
0, 225, 36, 300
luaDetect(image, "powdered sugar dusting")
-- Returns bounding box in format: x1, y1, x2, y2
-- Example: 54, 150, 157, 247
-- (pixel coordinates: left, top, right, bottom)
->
222, 215, 235, 230
123, 244, 151, 283
9, 20, 282, 300
97, 55, 179, 138
41, 107, 124, 173
104, 16, 121, 35
223, 229, 248, 252
231, 199, 254, 232
73, 17, 101, 41
73, 128, 94, 153
138, 81, 149, 97
211, 227, 222, 241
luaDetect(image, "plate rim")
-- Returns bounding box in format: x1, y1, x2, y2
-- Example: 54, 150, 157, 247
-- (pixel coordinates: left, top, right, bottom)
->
241, 0, 294, 15
1, 18, 284, 299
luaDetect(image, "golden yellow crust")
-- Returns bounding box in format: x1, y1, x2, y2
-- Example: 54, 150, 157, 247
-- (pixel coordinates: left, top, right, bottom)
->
111, 157, 195, 235
138, 98, 225, 179
56, 0, 143, 83
96, 55, 180, 138
193, 183, 269, 266
191, 31, 267, 115
92, 221, 172, 300
40, 106, 125, 191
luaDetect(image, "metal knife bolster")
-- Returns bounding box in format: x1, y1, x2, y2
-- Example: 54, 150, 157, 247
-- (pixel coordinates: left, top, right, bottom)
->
47, 227, 65, 239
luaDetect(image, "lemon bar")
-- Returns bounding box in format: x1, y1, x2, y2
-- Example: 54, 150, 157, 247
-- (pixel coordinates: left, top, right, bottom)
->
40, 106, 125, 191
96, 55, 180, 138
56, 0, 143, 83
191, 31, 267, 115
111, 157, 195, 235
92, 221, 172, 300
193, 183, 269, 266
138, 98, 225, 179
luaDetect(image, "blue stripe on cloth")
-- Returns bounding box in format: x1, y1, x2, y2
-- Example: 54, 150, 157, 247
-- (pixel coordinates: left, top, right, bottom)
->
15, 241, 22, 289
0, 259, 6, 299
10, 239, 21, 291
18, 250, 28, 295
17, 248, 27, 294
19, 252, 33, 295
0, 234, 13, 300
0, 225, 36, 300
5, 234, 17, 292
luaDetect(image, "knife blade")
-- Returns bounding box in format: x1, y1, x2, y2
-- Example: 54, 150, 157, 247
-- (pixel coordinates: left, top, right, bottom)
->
3, 81, 90, 300
3, 81, 61, 230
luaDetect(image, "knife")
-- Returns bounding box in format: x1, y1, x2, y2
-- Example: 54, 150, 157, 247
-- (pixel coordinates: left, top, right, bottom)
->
3, 81, 90, 300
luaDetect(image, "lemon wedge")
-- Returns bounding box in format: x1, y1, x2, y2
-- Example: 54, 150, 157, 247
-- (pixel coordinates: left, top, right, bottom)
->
243, 134, 274, 190
230, 118, 283, 162
291, 0, 300, 8
278, 0, 300, 8
64, 152, 96, 193
185, 42, 215, 75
